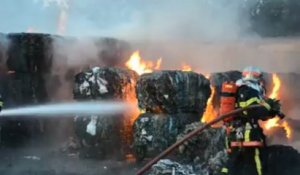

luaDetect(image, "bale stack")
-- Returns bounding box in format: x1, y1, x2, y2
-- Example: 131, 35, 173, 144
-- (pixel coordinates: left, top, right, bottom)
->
0, 33, 54, 146
132, 71, 211, 161
73, 67, 138, 159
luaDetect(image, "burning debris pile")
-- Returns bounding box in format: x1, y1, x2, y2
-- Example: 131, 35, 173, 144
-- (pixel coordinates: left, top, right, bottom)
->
73, 67, 138, 159
133, 71, 211, 161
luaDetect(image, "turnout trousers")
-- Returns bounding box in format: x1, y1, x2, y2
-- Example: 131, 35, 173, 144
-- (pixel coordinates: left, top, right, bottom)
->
220, 147, 267, 175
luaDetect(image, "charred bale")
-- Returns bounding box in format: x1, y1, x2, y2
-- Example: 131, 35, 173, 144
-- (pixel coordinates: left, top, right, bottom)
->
73, 67, 138, 159
73, 67, 138, 100
0, 33, 54, 146
6, 33, 53, 74
132, 113, 200, 161
136, 71, 211, 114
176, 122, 225, 164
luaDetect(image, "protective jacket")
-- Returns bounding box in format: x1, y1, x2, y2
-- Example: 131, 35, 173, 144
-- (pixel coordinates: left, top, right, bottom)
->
221, 82, 277, 175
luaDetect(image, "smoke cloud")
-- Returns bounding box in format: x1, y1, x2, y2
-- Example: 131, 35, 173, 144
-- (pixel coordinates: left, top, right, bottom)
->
1, 0, 299, 73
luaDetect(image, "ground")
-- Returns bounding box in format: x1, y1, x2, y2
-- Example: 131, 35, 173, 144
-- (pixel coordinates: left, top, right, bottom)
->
0, 142, 138, 175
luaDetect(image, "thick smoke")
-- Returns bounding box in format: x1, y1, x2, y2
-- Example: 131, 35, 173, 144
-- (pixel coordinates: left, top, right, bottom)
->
2, 0, 299, 73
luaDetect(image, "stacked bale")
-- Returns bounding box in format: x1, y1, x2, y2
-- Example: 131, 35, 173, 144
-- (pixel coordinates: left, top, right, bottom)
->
0, 33, 53, 146
133, 71, 211, 161
73, 67, 138, 159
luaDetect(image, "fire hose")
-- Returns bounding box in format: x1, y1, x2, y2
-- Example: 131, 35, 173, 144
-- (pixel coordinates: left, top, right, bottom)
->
136, 104, 263, 175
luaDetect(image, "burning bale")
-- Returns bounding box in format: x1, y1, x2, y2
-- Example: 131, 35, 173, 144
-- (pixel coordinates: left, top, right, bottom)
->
136, 71, 211, 114
73, 67, 138, 159
133, 71, 211, 161
132, 113, 201, 161
176, 122, 225, 163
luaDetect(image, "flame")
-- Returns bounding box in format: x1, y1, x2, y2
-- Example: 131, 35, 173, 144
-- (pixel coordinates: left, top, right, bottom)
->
282, 121, 292, 139
182, 63, 192, 72
269, 73, 281, 99
126, 51, 162, 75
263, 73, 292, 139
265, 117, 280, 130
201, 85, 217, 123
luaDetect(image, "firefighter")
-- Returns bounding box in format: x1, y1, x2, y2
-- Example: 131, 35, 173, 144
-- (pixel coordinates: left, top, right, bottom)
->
219, 66, 284, 175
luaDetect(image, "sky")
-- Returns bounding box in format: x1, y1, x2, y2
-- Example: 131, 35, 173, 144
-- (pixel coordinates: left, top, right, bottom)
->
0, 0, 251, 40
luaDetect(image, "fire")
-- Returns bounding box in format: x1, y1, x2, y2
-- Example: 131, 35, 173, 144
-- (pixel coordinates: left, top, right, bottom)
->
269, 73, 281, 99
265, 117, 280, 130
201, 85, 218, 123
263, 73, 292, 139
182, 63, 192, 72
126, 51, 162, 75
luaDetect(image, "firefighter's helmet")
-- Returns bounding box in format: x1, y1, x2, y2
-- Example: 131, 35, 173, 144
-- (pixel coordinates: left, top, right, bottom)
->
242, 66, 263, 81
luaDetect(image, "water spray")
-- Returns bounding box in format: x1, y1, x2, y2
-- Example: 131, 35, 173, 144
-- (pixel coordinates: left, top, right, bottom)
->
0, 101, 135, 117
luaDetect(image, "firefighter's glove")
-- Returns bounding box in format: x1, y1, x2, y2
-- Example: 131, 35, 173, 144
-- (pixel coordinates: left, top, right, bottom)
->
266, 98, 282, 117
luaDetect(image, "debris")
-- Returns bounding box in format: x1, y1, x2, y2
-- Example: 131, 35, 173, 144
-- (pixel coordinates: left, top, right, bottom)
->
148, 159, 196, 175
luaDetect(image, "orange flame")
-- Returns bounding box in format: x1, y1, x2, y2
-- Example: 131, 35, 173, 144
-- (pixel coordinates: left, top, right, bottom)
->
126, 51, 162, 75
265, 117, 280, 130
182, 63, 192, 72
263, 73, 292, 139
269, 73, 281, 99
201, 85, 218, 123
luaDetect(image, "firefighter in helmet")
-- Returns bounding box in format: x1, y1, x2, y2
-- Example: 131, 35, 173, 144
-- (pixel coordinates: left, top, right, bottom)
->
219, 66, 284, 175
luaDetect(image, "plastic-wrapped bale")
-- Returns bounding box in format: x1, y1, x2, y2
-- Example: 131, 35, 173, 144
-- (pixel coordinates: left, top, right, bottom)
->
0, 33, 53, 146
73, 67, 138, 100
176, 122, 225, 164
73, 67, 138, 159
132, 113, 200, 161
136, 71, 211, 114
6, 33, 53, 74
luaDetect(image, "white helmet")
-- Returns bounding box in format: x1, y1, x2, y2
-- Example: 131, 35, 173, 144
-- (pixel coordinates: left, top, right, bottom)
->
237, 66, 265, 96
242, 66, 263, 82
